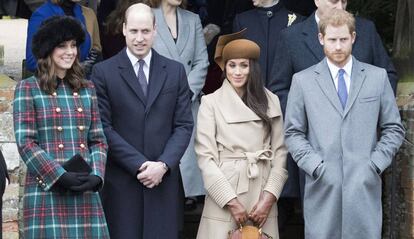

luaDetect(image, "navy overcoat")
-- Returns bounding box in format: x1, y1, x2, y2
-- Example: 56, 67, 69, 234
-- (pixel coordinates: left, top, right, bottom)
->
92, 48, 193, 239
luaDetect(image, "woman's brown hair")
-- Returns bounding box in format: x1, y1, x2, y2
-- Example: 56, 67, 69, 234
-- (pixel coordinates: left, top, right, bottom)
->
35, 47, 88, 95
222, 59, 272, 139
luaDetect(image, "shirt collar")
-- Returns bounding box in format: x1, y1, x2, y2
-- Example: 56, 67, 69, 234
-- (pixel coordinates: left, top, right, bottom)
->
126, 48, 152, 68
315, 12, 320, 25
327, 56, 353, 79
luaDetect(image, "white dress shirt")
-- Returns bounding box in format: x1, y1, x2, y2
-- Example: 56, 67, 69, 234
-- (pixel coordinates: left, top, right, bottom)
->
126, 48, 152, 83
327, 57, 353, 94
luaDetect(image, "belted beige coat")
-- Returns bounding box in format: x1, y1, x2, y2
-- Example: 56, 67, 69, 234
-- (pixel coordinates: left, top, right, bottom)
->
195, 80, 288, 239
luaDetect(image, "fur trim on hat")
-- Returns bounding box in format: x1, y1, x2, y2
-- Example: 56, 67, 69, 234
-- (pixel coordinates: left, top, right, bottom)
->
32, 16, 85, 60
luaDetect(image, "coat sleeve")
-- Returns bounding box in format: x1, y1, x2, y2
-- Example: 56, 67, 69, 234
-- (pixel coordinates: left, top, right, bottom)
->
263, 95, 288, 199
267, 30, 294, 114
91, 65, 147, 177
284, 75, 323, 177
187, 15, 209, 101
13, 80, 65, 191
232, 13, 241, 32
368, 21, 398, 94
195, 96, 237, 208
87, 84, 108, 186
370, 69, 405, 173
157, 64, 194, 170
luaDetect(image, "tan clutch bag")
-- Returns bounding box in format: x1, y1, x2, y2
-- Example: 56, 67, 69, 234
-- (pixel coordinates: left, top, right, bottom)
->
227, 225, 272, 239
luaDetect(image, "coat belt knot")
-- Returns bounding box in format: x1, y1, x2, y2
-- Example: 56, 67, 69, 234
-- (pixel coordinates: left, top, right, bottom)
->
219, 149, 273, 194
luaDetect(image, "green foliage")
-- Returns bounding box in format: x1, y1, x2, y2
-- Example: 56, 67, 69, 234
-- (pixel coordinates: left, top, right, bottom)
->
347, 0, 397, 54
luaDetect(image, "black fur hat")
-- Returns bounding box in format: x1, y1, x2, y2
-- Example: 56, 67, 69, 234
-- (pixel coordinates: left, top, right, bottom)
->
32, 16, 85, 60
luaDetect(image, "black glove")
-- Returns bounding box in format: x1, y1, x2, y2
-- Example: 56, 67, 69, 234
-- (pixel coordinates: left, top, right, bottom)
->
56, 172, 89, 189
70, 175, 102, 192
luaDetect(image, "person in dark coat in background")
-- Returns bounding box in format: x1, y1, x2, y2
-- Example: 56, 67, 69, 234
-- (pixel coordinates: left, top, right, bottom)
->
233, 0, 304, 90
270, 0, 398, 111
92, 3, 193, 239
0, 150, 9, 239
99, 0, 148, 59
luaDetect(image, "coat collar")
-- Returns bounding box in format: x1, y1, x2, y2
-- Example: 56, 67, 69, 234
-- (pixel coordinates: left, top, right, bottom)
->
301, 12, 324, 62
153, 7, 190, 58
314, 57, 366, 117
254, 1, 284, 34
343, 57, 366, 117
117, 48, 168, 110
215, 80, 281, 123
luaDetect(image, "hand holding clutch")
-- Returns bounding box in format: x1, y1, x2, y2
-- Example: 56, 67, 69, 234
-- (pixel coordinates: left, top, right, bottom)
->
227, 198, 248, 225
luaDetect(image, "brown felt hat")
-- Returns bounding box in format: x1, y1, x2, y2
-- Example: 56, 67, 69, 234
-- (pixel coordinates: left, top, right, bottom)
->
214, 29, 260, 70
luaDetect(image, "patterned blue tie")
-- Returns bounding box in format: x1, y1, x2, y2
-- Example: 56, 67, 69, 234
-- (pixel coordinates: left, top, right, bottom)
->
337, 69, 347, 109
137, 59, 148, 96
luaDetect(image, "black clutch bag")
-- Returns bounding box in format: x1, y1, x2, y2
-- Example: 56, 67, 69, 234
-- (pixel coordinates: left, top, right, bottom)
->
62, 154, 92, 173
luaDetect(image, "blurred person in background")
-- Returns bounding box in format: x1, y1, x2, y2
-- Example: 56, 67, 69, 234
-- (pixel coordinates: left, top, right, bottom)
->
150, 0, 209, 210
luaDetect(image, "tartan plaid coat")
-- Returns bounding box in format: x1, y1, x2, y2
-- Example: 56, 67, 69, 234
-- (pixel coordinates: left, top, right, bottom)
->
13, 76, 109, 238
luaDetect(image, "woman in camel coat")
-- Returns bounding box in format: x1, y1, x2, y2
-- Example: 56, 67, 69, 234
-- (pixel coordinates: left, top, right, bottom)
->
195, 30, 288, 239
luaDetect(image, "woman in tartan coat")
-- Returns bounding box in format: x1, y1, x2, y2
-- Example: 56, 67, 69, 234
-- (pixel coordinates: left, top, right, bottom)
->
13, 16, 109, 238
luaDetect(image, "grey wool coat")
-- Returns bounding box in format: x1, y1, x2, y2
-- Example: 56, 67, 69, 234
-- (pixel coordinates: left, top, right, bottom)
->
152, 7, 209, 196
284, 57, 405, 239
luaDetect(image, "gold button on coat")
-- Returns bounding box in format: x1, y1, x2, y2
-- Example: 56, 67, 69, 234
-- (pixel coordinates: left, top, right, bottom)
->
80, 143, 85, 149
57, 126, 63, 131
73, 92, 78, 96
77, 107, 83, 112
78, 125, 85, 131
58, 144, 64, 149
55, 107, 61, 113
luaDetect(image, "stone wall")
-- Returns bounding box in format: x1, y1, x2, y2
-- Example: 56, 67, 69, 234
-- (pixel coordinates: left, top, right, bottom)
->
381, 80, 414, 239
395, 102, 414, 238
0, 75, 19, 239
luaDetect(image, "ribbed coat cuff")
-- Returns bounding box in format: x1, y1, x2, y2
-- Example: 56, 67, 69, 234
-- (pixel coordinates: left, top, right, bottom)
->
264, 169, 288, 199
207, 176, 237, 208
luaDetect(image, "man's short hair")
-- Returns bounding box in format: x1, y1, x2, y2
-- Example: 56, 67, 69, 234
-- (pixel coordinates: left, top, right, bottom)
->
319, 9, 355, 35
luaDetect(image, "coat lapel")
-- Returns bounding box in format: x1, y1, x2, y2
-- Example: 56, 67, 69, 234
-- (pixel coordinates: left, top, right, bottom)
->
145, 50, 168, 112
302, 13, 324, 62
117, 49, 147, 105
176, 8, 190, 56
216, 80, 281, 123
343, 58, 366, 117
314, 59, 344, 115
154, 8, 180, 59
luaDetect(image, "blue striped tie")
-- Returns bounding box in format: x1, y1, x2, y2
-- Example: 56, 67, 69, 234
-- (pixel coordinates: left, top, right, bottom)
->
137, 59, 147, 96
337, 69, 347, 109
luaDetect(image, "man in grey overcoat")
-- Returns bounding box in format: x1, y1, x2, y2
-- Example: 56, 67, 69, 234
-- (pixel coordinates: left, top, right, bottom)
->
284, 9, 405, 239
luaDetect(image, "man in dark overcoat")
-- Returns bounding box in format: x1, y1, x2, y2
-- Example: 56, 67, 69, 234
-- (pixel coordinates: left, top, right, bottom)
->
91, 3, 193, 239
233, 0, 304, 88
